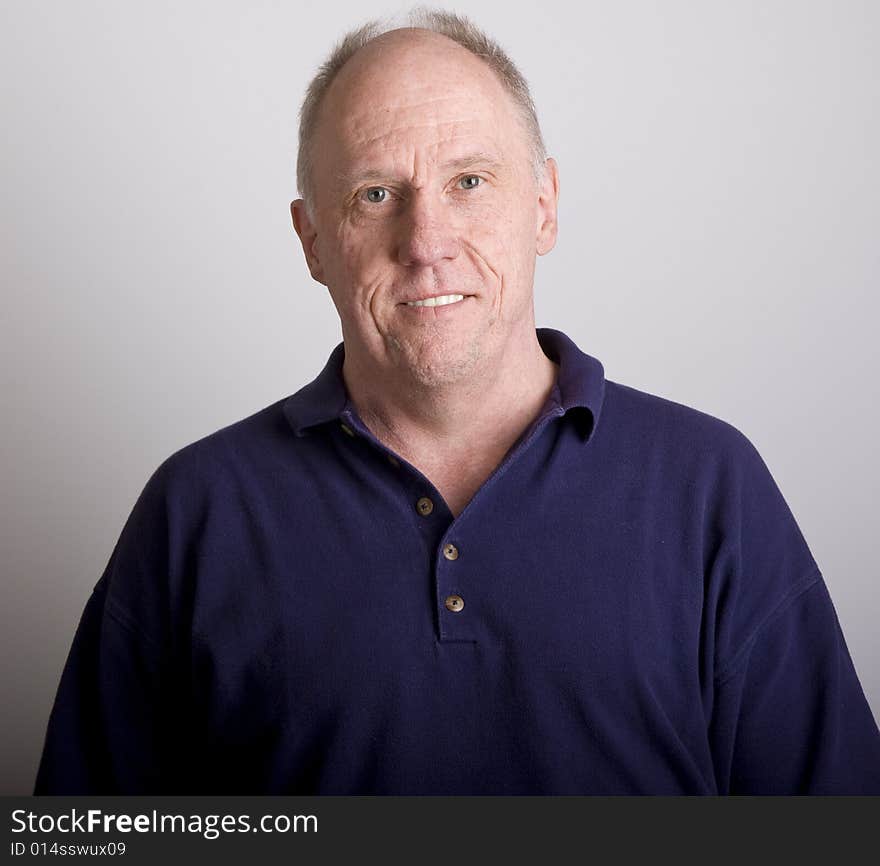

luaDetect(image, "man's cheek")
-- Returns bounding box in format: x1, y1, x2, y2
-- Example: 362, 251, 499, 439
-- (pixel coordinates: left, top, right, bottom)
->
463, 230, 514, 283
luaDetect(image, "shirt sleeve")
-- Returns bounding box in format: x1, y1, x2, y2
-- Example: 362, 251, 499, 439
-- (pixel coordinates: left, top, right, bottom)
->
698, 426, 880, 794
33, 457, 191, 795
709, 573, 880, 794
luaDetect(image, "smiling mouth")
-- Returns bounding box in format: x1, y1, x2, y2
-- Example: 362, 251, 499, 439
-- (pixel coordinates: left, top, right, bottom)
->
400, 293, 473, 307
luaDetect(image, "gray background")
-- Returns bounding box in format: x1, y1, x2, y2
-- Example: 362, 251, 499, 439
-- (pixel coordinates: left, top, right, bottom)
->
2, 0, 877, 795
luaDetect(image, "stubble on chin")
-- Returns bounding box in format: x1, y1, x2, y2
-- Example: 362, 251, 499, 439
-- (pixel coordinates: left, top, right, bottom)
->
384, 328, 485, 391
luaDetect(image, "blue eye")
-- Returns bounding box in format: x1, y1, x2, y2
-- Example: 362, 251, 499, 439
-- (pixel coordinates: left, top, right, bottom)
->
459, 175, 482, 189
363, 187, 388, 203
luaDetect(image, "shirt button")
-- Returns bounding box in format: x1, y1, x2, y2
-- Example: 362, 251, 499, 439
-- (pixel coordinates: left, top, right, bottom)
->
443, 543, 459, 560
444, 594, 465, 612
340, 422, 355, 437
416, 497, 434, 516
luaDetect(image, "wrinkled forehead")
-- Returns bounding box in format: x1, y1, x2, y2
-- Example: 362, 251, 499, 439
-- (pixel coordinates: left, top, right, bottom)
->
315, 36, 528, 177
334, 93, 509, 169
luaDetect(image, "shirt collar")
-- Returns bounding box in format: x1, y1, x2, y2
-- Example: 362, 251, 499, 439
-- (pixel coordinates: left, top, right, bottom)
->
283, 327, 606, 444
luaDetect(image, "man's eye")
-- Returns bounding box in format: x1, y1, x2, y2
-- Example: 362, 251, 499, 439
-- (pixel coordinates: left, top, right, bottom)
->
459, 175, 482, 190
362, 187, 388, 204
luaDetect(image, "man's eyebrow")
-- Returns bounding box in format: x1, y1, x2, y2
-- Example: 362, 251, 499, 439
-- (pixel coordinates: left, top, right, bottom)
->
335, 152, 505, 187
439, 152, 505, 173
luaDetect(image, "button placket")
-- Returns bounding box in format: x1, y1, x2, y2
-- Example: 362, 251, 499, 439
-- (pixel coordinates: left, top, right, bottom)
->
438, 536, 470, 641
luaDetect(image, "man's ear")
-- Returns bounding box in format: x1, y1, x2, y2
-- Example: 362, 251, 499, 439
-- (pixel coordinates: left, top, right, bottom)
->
535, 157, 560, 256
291, 199, 326, 284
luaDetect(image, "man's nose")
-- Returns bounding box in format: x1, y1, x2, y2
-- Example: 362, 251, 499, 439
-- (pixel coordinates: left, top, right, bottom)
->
395, 193, 461, 267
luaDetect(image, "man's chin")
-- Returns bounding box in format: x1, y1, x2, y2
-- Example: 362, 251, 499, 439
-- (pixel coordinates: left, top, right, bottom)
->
402, 348, 484, 391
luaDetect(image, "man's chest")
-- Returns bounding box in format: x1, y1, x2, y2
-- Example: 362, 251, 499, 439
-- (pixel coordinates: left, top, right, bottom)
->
177, 433, 717, 792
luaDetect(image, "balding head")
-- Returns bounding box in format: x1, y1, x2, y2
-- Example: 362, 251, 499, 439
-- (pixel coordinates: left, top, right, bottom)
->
295, 11, 547, 222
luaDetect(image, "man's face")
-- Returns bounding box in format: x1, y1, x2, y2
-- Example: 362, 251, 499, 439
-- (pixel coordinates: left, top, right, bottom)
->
292, 29, 559, 390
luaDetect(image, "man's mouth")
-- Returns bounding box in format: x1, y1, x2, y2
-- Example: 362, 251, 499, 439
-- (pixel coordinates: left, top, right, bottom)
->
400, 294, 471, 308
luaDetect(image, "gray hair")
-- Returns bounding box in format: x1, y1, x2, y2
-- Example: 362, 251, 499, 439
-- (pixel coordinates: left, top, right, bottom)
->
295, 5, 548, 221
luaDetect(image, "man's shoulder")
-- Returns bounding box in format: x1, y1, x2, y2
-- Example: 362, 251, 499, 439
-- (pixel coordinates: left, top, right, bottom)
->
601, 377, 757, 466
602, 378, 821, 620
151, 395, 298, 487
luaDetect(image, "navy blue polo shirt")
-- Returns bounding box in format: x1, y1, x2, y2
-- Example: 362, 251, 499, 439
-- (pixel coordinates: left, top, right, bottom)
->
34, 327, 880, 794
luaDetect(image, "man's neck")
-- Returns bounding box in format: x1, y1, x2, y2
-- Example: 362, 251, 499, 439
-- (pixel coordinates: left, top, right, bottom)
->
341, 333, 559, 468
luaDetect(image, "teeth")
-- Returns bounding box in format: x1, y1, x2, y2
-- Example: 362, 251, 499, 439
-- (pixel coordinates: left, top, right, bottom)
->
405, 294, 465, 307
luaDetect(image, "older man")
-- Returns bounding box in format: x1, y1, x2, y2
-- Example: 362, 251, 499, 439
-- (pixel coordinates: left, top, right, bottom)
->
35, 9, 880, 795
290, 16, 560, 520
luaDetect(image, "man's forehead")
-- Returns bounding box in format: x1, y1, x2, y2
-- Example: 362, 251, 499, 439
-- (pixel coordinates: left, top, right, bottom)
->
326, 90, 517, 171
340, 96, 501, 145
323, 88, 518, 180
315, 32, 529, 187
331, 75, 507, 137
